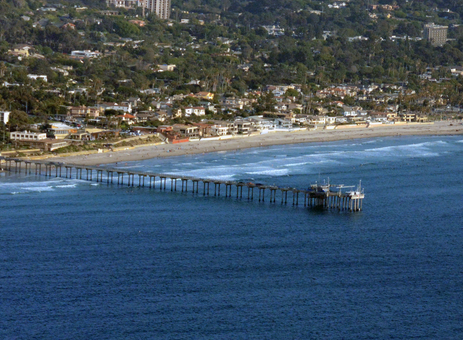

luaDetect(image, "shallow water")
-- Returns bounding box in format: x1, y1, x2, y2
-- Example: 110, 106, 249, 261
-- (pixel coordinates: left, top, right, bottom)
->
1, 136, 463, 339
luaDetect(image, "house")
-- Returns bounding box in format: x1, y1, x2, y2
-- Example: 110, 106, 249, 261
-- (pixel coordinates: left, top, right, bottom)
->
70, 50, 101, 59
210, 124, 229, 136
140, 88, 161, 95
157, 64, 176, 72
172, 124, 199, 137
135, 112, 156, 123
8, 44, 33, 57
192, 122, 213, 137
117, 114, 136, 124
166, 133, 189, 144
156, 125, 173, 135
68, 106, 101, 118
275, 118, 293, 128
342, 106, 359, 117
450, 66, 463, 77
49, 123, 77, 139
262, 25, 285, 36
247, 116, 276, 131
154, 111, 169, 122
68, 131, 91, 141
132, 126, 159, 134
195, 92, 214, 101
61, 23, 76, 30
233, 119, 252, 134
184, 107, 206, 117
98, 102, 132, 114
129, 20, 146, 27
27, 74, 48, 82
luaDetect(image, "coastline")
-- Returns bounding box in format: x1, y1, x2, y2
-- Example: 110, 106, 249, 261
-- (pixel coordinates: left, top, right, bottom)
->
15, 122, 463, 166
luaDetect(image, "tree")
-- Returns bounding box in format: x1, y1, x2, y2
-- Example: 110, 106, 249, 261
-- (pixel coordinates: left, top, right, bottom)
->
8, 110, 30, 132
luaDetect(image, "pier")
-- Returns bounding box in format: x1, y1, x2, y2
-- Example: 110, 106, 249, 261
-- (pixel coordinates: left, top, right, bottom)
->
0, 157, 365, 211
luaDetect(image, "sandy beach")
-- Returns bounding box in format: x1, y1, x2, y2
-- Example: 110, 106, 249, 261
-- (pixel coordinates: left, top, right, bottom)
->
30, 122, 463, 166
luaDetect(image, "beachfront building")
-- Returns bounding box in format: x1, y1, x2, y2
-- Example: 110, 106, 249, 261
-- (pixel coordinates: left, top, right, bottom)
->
172, 124, 199, 137
246, 116, 276, 131
233, 119, 252, 134
49, 123, 77, 139
210, 124, 229, 136
10, 131, 47, 141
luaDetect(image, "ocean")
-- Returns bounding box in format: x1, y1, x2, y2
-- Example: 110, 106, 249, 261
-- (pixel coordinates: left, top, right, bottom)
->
1, 135, 463, 339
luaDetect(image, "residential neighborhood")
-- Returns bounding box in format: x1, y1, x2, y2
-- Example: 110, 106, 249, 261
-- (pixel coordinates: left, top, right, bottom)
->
1, 0, 463, 155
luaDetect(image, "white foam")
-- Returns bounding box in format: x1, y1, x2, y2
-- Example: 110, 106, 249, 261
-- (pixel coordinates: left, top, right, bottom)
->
55, 184, 77, 188
24, 186, 54, 192
246, 169, 289, 176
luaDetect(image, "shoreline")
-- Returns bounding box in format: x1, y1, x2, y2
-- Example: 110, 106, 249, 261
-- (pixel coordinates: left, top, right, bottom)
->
9, 122, 463, 166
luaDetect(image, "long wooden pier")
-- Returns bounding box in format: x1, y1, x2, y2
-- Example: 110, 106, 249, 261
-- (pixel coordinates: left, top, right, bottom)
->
0, 157, 365, 211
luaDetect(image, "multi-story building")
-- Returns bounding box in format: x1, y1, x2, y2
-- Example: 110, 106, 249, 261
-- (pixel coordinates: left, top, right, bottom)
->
106, 0, 140, 9
145, 0, 171, 19
424, 23, 448, 47
107, 0, 170, 19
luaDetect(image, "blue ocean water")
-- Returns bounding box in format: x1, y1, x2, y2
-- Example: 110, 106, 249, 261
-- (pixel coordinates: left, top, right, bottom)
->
1, 135, 463, 339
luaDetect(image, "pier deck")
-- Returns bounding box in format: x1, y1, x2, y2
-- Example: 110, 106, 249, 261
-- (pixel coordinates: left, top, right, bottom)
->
0, 157, 364, 211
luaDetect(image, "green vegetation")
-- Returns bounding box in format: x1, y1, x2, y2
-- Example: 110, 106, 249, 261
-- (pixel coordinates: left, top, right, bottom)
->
0, 0, 462, 140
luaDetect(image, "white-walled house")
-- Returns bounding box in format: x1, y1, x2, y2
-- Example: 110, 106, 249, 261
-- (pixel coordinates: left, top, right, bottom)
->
210, 124, 229, 136
27, 74, 47, 82
184, 107, 206, 117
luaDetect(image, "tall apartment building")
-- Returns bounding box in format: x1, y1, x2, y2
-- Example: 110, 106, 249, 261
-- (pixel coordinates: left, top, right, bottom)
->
424, 23, 448, 47
145, 0, 171, 19
106, 0, 141, 9
106, 0, 171, 19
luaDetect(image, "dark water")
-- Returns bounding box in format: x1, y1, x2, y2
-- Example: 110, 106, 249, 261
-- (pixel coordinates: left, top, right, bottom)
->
1, 136, 463, 339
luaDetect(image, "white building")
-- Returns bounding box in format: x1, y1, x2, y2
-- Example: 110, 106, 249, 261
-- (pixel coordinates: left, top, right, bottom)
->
145, 0, 171, 19
157, 64, 176, 72
184, 107, 206, 117
97, 102, 132, 114
70, 50, 101, 59
210, 124, 229, 136
10, 130, 47, 141
0, 111, 10, 124
27, 74, 48, 82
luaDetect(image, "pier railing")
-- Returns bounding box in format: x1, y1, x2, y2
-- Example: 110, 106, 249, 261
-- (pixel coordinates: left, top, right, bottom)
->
0, 157, 364, 211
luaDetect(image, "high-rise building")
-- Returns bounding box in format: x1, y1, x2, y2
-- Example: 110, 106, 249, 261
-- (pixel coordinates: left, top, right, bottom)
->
106, 0, 171, 19
424, 23, 448, 47
145, 0, 171, 19
106, 0, 140, 9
